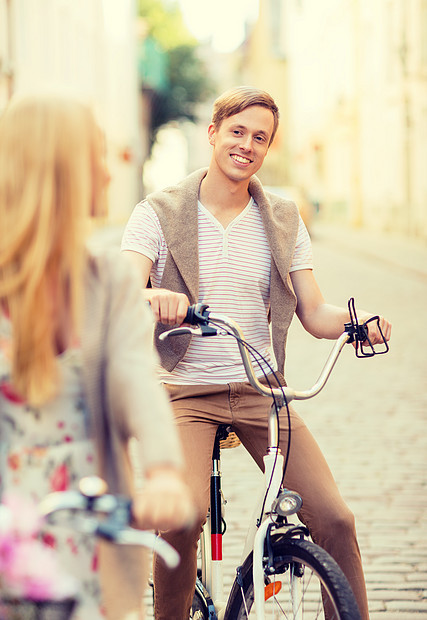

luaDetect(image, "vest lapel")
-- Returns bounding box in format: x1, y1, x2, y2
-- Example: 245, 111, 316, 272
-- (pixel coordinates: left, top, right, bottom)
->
248, 176, 300, 374
248, 176, 299, 283
147, 169, 208, 303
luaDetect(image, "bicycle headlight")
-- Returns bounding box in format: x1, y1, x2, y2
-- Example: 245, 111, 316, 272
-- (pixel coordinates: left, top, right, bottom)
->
272, 490, 303, 516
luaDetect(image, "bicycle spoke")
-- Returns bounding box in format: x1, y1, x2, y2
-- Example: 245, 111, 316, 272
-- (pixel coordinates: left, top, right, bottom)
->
240, 584, 250, 617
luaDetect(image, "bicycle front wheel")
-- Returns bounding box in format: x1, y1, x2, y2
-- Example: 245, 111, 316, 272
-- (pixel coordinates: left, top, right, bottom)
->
190, 589, 208, 620
224, 537, 361, 619
189, 577, 216, 620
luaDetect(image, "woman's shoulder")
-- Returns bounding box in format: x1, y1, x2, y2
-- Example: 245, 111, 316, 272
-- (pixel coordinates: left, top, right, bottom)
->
85, 246, 140, 287
84, 247, 148, 325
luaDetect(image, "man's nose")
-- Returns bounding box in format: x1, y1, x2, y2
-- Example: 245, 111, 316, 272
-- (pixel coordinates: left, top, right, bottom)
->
240, 135, 252, 151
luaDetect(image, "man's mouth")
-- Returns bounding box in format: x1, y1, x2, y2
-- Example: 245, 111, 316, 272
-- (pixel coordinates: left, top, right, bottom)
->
230, 154, 252, 164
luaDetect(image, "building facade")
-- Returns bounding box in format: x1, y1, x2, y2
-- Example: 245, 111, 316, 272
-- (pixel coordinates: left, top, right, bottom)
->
242, 0, 427, 239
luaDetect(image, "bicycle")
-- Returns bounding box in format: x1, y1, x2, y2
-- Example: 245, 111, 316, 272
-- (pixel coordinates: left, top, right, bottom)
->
0, 477, 179, 620
159, 298, 388, 620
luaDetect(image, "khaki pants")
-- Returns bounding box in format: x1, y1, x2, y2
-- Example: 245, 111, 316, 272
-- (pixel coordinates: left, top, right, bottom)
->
153, 380, 369, 620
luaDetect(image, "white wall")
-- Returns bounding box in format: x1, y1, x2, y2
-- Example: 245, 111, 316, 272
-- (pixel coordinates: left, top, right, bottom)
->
0, 0, 142, 222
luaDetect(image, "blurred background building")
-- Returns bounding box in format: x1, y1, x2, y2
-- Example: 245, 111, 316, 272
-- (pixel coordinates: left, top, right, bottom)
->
1, 0, 426, 240
0, 0, 141, 222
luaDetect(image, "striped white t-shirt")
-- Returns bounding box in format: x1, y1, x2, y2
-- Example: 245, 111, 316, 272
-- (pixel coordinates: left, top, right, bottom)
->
121, 198, 313, 384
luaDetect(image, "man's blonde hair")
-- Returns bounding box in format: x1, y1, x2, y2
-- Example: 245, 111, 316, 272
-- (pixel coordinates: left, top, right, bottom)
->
211, 86, 280, 145
0, 94, 107, 405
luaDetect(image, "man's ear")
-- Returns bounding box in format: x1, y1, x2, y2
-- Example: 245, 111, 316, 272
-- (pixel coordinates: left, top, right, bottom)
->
208, 124, 215, 145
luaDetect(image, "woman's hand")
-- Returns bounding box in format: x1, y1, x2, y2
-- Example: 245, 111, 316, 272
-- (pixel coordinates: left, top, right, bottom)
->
132, 467, 196, 532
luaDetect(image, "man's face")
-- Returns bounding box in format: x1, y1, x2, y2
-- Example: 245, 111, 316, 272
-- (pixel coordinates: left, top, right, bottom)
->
208, 105, 275, 183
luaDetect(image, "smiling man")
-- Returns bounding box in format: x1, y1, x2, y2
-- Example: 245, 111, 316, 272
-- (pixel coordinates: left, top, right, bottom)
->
121, 86, 391, 619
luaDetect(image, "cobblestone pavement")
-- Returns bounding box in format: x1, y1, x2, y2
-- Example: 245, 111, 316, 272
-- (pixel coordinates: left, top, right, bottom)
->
112, 221, 427, 619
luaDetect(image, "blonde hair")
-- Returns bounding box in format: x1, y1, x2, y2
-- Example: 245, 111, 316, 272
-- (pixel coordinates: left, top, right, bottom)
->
212, 86, 280, 146
0, 94, 107, 405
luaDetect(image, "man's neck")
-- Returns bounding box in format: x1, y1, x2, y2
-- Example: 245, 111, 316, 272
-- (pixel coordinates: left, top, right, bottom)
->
199, 168, 251, 219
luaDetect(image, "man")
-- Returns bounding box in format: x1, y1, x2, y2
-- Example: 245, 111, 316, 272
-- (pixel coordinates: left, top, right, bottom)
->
121, 86, 391, 619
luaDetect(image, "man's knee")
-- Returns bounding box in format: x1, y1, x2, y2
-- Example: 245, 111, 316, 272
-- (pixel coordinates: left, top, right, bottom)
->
320, 504, 357, 548
330, 505, 356, 537
305, 502, 357, 545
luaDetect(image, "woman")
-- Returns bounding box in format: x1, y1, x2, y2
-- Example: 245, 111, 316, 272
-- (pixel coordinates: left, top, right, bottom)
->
0, 93, 193, 619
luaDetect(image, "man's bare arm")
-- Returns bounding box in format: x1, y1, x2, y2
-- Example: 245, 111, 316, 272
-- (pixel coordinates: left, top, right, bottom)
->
290, 269, 391, 344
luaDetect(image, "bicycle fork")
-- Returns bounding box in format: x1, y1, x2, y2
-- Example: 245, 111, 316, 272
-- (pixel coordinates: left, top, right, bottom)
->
252, 449, 285, 620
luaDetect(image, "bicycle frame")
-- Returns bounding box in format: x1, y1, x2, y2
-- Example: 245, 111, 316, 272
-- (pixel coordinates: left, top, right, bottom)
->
188, 312, 353, 618
199, 420, 299, 619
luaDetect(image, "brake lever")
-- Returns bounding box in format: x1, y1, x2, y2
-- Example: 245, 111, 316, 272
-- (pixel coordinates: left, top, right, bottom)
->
159, 324, 218, 341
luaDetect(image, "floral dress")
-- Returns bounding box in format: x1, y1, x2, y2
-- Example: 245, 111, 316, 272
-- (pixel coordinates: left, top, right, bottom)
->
0, 318, 104, 618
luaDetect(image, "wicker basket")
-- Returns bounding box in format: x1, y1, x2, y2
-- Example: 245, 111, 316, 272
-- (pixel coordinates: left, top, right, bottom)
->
0, 598, 77, 620
219, 431, 241, 450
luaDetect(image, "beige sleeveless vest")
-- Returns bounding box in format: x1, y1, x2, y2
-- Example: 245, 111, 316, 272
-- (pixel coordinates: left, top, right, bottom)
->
146, 168, 300, 376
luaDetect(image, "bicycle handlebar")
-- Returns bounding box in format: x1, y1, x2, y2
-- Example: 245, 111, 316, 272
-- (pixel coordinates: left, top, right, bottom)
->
38, 477, 180, 568
159, 298, 388, 405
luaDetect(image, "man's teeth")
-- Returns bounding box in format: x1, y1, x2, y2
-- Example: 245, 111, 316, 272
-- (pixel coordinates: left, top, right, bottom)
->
232, 155, 250, 164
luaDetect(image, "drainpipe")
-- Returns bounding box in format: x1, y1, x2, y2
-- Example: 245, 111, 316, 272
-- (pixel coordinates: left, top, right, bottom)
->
351, 0, 363, 229
5, 0, 15, 100
399, 0, 412, 235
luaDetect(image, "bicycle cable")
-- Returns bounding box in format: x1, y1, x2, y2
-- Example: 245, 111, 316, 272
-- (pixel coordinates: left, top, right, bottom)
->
208, 320, 293, 523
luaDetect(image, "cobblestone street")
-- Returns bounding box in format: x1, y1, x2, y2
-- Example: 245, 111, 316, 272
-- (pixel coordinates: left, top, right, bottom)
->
113, 220, 427, 619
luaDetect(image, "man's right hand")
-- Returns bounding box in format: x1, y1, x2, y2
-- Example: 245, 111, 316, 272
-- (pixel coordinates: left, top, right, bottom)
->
145, 288, 189, 325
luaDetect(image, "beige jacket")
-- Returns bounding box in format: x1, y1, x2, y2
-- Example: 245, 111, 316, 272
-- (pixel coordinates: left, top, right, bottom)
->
81, 249, 183, 619
146, 168, 300, 376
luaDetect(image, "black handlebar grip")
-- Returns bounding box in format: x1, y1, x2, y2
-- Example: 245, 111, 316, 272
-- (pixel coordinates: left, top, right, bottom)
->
184, 303, 210, 325
184, 305, 196, 324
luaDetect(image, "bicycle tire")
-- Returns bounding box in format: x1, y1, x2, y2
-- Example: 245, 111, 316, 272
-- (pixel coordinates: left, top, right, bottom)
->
224, 537, 361, 619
